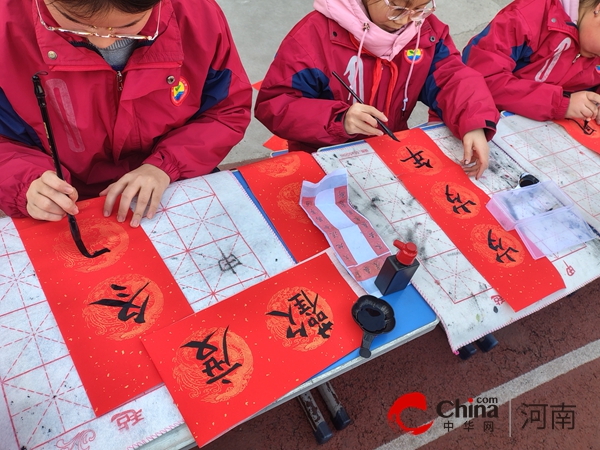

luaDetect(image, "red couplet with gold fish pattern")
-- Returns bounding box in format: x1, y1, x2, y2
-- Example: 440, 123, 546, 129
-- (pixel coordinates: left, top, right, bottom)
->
371, 128, 565, 311
13, 197, 193, 416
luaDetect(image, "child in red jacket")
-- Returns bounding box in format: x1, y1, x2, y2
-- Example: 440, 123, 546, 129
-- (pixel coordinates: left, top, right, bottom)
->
463, 0, 600, 123
0, 0, 251, 227
255, 0, 499, 179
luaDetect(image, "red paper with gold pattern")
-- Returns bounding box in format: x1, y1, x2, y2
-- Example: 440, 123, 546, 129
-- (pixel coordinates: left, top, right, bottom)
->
13, 197, 193, 416
238, 152, 329, 261
141, 252, 362, 447
372, 128, 565, 311
554, 118, 600, 153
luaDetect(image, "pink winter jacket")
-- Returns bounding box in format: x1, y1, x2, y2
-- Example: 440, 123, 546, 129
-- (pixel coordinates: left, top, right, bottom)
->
0, 0, 252, 217
255, 8, 499, 152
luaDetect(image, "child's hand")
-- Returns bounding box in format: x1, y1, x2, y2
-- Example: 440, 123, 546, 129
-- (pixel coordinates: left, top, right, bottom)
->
565, 91, 600, 122
461, 129, 489, 180
26, 170, 79, 221
100, 164, 170, 228
344, 103, 388, 136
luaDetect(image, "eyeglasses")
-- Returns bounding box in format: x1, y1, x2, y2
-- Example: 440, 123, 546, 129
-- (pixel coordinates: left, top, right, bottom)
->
35, 0, 161, 40
382, 0, 436, 22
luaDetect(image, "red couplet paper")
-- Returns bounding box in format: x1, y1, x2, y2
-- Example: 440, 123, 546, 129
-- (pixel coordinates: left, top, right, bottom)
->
13, 197, 193, 416
141, 252, 363, 447
238, 152, 329, 262
554, 118, 600, 154
372, 129, 565, 311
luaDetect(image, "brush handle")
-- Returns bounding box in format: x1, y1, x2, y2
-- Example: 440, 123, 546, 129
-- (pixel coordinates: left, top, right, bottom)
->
331, 71, 399, 141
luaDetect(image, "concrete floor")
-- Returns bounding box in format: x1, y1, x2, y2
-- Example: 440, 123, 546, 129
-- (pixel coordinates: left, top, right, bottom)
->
218, 0, 513, 168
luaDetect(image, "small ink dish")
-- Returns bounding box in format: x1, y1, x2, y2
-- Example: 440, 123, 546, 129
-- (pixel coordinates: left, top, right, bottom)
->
351, 295, 396, 358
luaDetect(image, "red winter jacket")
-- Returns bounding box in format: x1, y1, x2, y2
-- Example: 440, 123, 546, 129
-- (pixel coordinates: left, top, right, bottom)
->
463, 0, 600, 120
0, 0, 251, 217
255, 11, 499, 152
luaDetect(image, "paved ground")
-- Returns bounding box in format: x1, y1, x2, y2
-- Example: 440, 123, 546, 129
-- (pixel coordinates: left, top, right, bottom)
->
194, 1, 600, 449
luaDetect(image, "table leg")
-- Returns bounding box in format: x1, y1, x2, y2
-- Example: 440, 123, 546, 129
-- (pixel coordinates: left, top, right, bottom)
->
298, 391, 333, 444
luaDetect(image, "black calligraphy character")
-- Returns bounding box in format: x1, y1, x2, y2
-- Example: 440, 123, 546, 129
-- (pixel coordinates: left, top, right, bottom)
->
487, 230, 519, 263
289, 291, 319, 316
445, 185, 476, 215
566, 118, 595, 135
182, 326, 242, 385
90, 282, 150, 323
551, 403, 576, 430
307, 310, 333, 339
520, 403, 547, 429
400, 147, 433, 169
266, 305, 308, 338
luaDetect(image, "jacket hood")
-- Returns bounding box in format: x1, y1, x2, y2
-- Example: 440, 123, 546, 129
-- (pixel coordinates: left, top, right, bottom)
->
559, 0, 579, 23
313, 0, 418, 61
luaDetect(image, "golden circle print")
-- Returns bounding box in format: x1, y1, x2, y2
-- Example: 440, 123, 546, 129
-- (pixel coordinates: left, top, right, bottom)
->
277, 182, 311, 223
431, 181, 481, 219
173, 327, 253, 403
471, 224, 525, 268
265, 286, 334, 352
53, 218, 129, 272
83, 274, 164, 340
257, 153, 301, 177
395, 145, 442, 176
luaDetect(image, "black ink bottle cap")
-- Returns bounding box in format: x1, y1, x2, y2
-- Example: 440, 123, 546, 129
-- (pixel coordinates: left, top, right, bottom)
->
394, 240, 418, 266
518, 173, 540, 188
351, 295, 396, 358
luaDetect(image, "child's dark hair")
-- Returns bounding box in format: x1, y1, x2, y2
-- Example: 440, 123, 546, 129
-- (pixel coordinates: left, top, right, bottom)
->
49, 0, 160, 17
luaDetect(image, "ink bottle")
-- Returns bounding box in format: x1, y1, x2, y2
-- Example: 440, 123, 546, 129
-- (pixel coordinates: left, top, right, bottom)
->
374, 240, 419, 296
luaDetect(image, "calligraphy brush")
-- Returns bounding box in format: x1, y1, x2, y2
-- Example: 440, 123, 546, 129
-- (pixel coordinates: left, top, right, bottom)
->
32, 72, 110, 259
331, 71, 400, 142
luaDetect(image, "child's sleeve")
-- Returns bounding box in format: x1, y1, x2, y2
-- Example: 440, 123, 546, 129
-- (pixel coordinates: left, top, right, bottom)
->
142, 7, 252, 180
254, 34, 354, 148
0, 87, 67, 217
0, 137, 62, 217
418, 23, 499, 140
462, 8, 569, 120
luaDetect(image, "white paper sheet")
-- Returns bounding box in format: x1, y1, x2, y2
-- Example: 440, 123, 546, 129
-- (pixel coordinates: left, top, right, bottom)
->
299, 169, 391, 294
0, 170, 295, 450
313, 125, 600, 352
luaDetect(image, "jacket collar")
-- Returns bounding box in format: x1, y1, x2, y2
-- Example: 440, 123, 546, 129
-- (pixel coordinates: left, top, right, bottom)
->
327, 17, 437, 53
547, 0, 580, 39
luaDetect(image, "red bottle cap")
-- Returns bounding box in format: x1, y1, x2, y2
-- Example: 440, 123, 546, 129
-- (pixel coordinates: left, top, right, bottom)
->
393, 240, 418, 265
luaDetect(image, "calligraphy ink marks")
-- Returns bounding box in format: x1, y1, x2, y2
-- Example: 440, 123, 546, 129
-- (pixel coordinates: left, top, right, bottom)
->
277, 182, 311, 223
265, 287, 334, 352
53, 218, 129, 272
174, 327, 253, 403
397, 145, 442, 175
84, 274, 164, 339
566, 118, 598, 136
218, 247, 241, 274
471, 225, 525, 268
431, 182, 482, 219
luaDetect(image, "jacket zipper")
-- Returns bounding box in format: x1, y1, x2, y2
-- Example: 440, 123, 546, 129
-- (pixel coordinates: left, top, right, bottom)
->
116, 71, 124, 92
115, 70, 124, 108
572, 54, 580, 64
